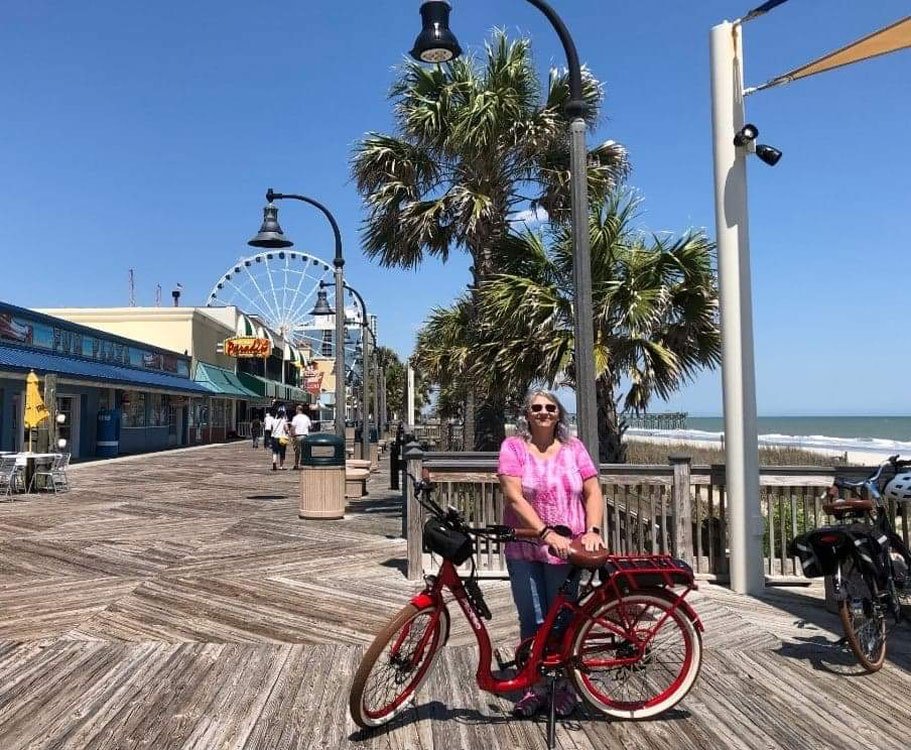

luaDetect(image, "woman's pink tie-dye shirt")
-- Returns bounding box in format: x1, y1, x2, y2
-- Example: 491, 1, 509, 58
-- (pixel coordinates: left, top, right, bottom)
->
497, 436, 598, 564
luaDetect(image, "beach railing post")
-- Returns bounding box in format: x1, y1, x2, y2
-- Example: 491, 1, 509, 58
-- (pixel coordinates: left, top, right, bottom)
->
669, 456, 694, 564
404, 441, 425, 580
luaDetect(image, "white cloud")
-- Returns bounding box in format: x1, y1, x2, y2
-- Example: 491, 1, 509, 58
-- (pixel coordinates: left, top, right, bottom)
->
508, 206, 549, 225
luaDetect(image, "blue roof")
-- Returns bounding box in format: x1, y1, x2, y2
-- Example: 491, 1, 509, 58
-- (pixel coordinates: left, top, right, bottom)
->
0, 344, 212, 394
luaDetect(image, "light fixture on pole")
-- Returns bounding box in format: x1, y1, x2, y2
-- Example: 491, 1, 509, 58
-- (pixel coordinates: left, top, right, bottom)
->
249, 189, 346, 439
409, 0, 599, 460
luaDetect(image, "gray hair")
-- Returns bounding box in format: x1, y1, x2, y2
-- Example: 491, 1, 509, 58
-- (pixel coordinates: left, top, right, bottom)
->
514, 389, 572, 443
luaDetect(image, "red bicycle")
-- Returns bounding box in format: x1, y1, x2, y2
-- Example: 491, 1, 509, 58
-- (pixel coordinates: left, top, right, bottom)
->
349, 474, 704, 747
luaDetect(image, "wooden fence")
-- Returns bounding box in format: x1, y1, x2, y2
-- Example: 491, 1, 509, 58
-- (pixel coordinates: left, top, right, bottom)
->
402, 446, 910, 581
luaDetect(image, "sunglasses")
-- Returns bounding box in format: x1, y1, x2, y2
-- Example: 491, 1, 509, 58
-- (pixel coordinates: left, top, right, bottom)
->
530, 404, 558, 414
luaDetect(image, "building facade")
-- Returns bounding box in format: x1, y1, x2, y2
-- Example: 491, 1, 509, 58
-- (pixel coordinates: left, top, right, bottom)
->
0, 301, 211, 459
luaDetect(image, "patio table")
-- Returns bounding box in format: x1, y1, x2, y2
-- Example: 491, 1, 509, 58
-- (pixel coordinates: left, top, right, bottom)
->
15, 453, 59, 493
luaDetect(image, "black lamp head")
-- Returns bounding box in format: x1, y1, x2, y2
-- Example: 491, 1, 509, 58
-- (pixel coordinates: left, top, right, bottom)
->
733, 123, 759, 147
248, 203, 293, 249
309, 289, 334, 316
410, 1, 462, 64
755, 144, 783, 167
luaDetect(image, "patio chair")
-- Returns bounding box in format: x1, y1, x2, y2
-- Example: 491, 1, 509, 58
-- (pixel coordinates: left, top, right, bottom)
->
28, 452, 71, 494
0, 455, 23, 499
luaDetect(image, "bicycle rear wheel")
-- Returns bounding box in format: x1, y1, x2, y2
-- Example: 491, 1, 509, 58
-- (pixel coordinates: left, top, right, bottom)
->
838, 560, 886, 672
349, 603, 449, 728
569, 590, 702, 719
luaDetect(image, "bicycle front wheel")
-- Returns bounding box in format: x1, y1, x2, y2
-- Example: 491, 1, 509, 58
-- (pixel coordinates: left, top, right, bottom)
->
838, 560, 886, 672
569, 590, 702, 719
349, 603, 449, 728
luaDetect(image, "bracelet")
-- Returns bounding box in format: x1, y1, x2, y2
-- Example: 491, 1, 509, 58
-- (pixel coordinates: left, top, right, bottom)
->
538, 525, 554, 539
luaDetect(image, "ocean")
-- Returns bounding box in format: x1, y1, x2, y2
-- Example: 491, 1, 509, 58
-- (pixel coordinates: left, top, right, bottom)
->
625, 416, 911, 457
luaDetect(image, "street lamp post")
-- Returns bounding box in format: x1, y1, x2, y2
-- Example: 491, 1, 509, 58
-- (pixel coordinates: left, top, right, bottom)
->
410, 1, 599, 460
248, 189, 346, 440
320, 280, 375, 461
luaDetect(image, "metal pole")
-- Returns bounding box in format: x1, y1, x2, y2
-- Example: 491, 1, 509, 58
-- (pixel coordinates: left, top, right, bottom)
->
406, 364, 415, 428
371, 316, 380, 444
334, 263, 345, 439
569, 117, 598, 459
710, 21, 763, 595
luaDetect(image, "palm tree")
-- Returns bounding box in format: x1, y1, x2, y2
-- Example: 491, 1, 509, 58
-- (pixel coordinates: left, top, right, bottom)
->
351, 31, 628, 449
475, 192, 721, 462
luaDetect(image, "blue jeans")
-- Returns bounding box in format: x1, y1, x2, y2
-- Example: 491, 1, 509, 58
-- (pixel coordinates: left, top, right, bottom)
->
506, 558, 578, 641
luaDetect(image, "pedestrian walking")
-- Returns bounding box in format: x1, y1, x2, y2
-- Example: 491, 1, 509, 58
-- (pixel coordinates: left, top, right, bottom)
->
290, 404, 312, 469
251, 415, 263, 449
271, 407, 290, 471
263, 409, 275, 451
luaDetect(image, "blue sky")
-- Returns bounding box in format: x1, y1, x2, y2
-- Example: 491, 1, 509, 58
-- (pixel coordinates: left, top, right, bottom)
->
2, 1, 909, 416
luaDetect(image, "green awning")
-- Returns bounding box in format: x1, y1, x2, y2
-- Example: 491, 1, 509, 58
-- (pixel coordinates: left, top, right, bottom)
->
237, 371, 310, 403
195, 363, 261, 398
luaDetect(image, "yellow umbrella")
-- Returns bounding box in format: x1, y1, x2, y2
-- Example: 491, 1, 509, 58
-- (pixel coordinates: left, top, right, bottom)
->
24, 370, 49, 452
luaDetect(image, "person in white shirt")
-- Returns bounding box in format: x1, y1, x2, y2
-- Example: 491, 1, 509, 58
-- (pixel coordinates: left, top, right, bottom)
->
263, 410, 276, 451
290, 404, 312, 469
270, 407, 290, 470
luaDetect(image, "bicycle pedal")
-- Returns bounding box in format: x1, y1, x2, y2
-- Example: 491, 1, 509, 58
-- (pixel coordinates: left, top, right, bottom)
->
494, 648, 515, 671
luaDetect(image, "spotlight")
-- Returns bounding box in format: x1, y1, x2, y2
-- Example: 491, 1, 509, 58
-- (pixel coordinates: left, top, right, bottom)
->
733, 123, 759, 147
755, 144, 782, 167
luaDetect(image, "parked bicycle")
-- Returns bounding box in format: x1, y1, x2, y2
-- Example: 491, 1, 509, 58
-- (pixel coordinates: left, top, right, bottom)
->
349, 472, 704, 748
791, 455, 911, 672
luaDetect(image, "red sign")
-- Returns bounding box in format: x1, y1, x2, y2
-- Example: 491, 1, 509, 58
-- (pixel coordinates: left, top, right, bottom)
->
223, 337, 272, 358
302, 369, 323, 394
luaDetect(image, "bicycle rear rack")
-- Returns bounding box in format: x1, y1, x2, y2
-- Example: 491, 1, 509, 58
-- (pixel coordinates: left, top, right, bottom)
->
601, 554, 696, 590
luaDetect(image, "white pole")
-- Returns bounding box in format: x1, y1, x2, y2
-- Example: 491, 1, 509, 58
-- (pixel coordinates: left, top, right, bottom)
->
710, 20, 764, 595
406, 364, 415, 428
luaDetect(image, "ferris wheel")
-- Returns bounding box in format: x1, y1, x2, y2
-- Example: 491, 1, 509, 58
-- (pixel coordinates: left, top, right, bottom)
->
206, 250, 351, 350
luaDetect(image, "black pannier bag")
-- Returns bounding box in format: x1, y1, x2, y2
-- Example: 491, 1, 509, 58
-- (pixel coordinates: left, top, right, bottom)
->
790, 523, 891, 585
423, 517, 473, 564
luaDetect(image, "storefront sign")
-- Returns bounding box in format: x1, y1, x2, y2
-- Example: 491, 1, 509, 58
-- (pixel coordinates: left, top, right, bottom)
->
302, 369, 323, 395
222, 337, 272, 358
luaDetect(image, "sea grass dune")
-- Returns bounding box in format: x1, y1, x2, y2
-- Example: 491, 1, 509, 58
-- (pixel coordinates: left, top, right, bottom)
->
626, 427, 911, 466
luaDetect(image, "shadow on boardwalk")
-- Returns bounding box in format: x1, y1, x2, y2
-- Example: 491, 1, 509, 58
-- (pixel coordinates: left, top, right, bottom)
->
1, 442, 910, 749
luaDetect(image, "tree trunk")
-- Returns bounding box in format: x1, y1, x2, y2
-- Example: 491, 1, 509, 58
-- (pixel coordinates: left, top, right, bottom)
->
462, 391, 475, 452
474, 390, 506, 451
596, 377, 627, 463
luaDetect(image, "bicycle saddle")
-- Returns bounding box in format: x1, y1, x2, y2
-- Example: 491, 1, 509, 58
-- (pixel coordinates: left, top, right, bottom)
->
566, 539, 613, 569
823, 497, 874, 516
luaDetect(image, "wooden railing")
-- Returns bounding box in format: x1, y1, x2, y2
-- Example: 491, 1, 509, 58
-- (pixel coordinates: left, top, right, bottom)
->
402, 446, 898, 581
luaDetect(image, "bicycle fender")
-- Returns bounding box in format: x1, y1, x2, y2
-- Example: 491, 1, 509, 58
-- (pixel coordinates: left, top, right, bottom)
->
673, 596, 704, 633
638, 587, 705, 633
408, 594, 452, 647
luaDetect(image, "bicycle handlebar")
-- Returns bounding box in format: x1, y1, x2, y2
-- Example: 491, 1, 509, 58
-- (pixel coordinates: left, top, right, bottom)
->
833, 454, 911, 492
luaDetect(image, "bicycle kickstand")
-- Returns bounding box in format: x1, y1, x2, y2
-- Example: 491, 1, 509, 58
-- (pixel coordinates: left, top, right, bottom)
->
546, 673, 557, 750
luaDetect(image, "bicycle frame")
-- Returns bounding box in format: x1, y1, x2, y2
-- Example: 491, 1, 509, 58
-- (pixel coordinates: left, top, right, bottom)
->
406, 556, 701, 696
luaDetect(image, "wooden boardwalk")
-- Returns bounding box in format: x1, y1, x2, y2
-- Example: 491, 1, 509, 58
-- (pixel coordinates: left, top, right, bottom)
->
2, 442, 911, 749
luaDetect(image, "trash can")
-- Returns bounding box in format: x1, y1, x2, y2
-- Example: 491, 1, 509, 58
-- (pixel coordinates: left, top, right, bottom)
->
298, 432, 346, 519
96, 408, 121, 458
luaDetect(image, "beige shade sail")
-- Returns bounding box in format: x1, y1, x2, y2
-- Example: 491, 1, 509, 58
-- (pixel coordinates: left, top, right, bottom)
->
747, 15, 911, 94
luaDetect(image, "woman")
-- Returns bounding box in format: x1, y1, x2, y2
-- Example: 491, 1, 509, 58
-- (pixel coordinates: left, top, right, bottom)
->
270, 407, 290, 471
497, 389, 605, 718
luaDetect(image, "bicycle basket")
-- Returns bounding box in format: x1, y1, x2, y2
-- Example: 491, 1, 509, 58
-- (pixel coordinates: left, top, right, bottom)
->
423, 518, 473, 564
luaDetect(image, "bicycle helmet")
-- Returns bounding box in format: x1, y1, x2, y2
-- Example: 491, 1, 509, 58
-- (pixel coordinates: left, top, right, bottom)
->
884, 471, 911, 502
